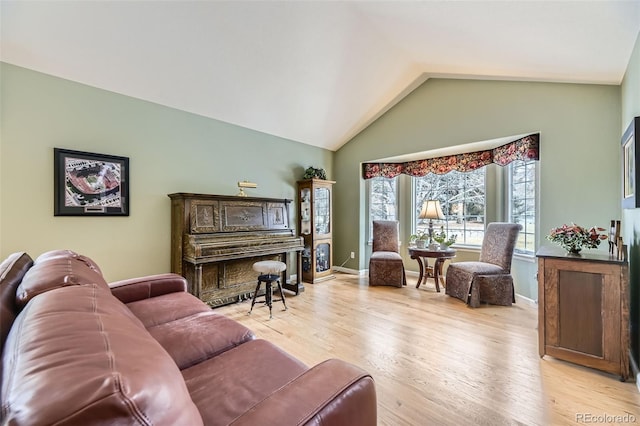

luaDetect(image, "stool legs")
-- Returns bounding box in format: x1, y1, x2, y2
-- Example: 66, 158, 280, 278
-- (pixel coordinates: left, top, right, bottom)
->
247, 274, 287, 319
266, 280, 273, 319
248, 279, 262, 315
276, 279, 287, 311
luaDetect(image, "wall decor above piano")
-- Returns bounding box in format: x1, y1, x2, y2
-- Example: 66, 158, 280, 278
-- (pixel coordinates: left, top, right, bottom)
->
168, 193, 304, 307
54, 148, 129, 216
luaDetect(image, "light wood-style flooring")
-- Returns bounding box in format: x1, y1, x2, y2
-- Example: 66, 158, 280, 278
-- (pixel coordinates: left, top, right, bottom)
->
215, 273, 640, 426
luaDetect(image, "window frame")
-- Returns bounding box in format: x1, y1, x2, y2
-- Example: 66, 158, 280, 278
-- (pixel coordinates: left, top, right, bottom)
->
507, 159, 537, 256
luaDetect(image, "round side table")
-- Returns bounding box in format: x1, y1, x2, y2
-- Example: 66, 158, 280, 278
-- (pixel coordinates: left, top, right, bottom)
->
408, 247, 456, 292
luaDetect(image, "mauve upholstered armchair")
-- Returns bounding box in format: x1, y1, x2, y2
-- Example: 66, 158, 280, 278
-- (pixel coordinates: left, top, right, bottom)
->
445, 222, 522, 307
369, 220, 406, 287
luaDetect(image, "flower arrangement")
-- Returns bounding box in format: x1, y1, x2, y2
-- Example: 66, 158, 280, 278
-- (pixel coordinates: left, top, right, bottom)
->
409, 230, 429, 242
547, 223, 608, 254
410, 230, 430, 248
433, 226, 457, 247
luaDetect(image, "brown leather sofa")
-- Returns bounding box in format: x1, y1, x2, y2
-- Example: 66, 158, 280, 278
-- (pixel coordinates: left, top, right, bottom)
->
0, 250, 376, 425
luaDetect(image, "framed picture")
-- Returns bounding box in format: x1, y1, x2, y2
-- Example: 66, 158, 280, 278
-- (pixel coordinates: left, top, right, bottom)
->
622, 117, 640, 209
54, 148, 129, 216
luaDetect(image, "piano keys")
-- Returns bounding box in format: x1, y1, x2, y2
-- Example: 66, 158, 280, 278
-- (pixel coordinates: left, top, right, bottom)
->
169, 193, 304, 307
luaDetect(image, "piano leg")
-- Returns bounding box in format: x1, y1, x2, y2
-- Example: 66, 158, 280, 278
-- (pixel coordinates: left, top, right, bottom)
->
282, 250, 304, 295
195, 264, 203, 298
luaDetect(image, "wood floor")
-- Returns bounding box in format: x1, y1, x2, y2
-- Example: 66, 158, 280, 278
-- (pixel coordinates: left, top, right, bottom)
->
215, 273, 640, 426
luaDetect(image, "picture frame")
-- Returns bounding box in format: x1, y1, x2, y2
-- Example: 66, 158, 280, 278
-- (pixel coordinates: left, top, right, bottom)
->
622, 117, 640, 209
54, 148, 129, 216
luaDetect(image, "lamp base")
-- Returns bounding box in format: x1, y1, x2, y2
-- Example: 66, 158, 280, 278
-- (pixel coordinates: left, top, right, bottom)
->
428, 220, 434, 244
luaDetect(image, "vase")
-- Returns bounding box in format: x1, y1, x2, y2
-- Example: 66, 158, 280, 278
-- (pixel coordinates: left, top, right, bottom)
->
416, 240, 426, 249
567, 247, 582, 255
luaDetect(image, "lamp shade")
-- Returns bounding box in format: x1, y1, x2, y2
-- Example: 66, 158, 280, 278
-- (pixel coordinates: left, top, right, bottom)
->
419, 200, 444, 220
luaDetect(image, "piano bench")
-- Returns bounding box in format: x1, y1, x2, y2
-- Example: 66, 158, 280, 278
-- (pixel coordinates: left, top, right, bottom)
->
249, 261, 287, 319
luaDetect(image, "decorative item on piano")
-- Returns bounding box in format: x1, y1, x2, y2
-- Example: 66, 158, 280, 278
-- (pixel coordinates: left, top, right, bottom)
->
236, 181, 257, 197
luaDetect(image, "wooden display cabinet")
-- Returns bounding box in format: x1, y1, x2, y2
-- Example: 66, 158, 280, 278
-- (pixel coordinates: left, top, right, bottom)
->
298, 179, 335, 283
537, 246, 629, 380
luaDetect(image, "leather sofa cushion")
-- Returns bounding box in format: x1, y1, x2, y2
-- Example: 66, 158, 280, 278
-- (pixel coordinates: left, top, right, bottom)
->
182, 339, 307, 426
126, 291, 212, 328
1, 284, 203, 426
0, 252, 33, 354
149, 311, 255, 369
35, 249, 103, 275
15, 249, 108, 308
110, 273, 189, 303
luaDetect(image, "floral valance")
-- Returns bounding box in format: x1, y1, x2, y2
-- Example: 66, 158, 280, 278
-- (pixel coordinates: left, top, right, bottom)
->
362, 133, 539, 179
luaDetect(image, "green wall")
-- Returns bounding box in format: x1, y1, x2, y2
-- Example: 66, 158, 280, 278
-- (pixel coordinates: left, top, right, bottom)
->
621, 31, 640, 370
0, 63, 332, 281
334, 78, 621, 299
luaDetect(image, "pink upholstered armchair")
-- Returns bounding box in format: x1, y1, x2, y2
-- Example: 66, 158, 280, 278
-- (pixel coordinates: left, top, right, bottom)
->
369, 220, 406, 287
445, 222, 522, 307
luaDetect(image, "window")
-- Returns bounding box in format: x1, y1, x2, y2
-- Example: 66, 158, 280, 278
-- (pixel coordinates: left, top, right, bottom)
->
509, 160, 536, 254
414, 169, 485, 245
368, 177, 398, 237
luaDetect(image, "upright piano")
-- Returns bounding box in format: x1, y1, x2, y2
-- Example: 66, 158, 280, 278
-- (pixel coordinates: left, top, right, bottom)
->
169, 193, 304, 307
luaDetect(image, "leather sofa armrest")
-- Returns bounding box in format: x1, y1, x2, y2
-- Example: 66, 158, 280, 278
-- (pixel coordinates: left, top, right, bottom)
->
109, 273, 188, 303
231, 359, 377, 426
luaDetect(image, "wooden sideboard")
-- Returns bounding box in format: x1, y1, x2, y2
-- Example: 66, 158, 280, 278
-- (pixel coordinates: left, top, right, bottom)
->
169, 193, 303, 307
536, 246, 629, 380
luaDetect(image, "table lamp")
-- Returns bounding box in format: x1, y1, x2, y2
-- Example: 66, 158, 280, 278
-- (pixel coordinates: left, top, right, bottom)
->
419, 200, 444, 243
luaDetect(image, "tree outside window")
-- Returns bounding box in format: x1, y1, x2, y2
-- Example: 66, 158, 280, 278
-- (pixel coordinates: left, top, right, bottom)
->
368, 177, 398, 238
414, 169, 486, 245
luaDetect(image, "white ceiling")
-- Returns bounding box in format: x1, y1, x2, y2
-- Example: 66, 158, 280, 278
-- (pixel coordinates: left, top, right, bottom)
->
2, 1, 640, 151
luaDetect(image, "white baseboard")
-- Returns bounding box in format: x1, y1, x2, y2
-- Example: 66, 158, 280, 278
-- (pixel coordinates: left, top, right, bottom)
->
515, 293, 537, 307
333, 268, 424, 278
332, 266, 366, 276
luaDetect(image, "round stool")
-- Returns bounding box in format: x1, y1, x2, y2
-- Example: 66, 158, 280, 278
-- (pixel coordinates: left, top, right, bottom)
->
248, 261, 288, 319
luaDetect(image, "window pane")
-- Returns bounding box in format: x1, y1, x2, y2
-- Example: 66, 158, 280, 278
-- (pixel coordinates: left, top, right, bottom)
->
510, 160, 536, 254
369, 177, 398, 236
414, 169, 486, 246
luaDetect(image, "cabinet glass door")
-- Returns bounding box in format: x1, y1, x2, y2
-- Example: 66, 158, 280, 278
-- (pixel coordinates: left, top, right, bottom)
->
315, 243, 331, 272
314, 187, 330, 235
300, 188, 311, 235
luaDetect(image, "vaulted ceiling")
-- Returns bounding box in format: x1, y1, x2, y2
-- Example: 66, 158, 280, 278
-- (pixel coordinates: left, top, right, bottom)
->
2, 1, 639, 151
